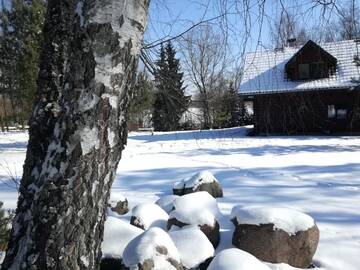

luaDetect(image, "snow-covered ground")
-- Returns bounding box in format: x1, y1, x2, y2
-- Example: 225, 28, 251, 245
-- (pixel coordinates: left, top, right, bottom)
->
1, 127, 360, 269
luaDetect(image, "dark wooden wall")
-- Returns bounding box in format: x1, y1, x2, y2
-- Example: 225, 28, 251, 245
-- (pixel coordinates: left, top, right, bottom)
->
253, 89, 360, 135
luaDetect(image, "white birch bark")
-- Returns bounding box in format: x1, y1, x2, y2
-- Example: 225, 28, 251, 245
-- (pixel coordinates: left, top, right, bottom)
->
2, 0, 149, 269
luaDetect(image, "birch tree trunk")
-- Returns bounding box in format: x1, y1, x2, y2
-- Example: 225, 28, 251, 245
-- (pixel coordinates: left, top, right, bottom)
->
2, 0, 149, 269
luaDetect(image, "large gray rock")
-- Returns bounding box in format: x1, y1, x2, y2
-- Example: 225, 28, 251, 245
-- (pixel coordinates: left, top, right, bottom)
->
167, 218, 220, 249
173, 171, 223, 198
231, 206, 320, 268
109, 198, 129, 215
122, 228, 183, 270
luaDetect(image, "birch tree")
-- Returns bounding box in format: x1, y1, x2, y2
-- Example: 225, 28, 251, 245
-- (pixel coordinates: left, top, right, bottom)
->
2, 0, 149, 269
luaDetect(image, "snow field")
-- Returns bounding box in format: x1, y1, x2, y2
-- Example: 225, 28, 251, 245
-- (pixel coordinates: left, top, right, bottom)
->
1, 127, 360, 269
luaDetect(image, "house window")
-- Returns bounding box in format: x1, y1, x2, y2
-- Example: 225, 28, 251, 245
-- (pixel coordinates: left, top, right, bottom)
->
337, 109, 347, 119
310, 62, 325, 79
328, 105, 348, 120
299, 64, 310, 79
328, 105, 336, 119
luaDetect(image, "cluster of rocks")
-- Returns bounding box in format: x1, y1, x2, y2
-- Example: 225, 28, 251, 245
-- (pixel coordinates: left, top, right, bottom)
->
102, 171, 320, 270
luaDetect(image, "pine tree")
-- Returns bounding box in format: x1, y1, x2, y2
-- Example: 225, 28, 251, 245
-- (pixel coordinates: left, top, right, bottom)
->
165, 41, 189, 130
0, 0, 45, 128
18, 0, 46, 118
153, 41, 189, 131
225, 82, 242, 127
153, 44, 168, 131
129, 71, 154, 129
212, 81, 241, 128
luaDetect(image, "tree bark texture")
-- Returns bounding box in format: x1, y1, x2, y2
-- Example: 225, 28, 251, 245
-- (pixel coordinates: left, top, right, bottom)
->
2, 1, 149, 269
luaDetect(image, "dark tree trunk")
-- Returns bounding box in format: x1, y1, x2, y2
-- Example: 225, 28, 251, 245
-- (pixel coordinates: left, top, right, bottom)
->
2, 0, 149, 269
1, 95, 9, 132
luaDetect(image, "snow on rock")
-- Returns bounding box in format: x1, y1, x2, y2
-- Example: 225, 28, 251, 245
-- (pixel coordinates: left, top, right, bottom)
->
101, 216, 143, 258
122, 227, 182, 270
169, 225, 214, 269
230, 206, 315, 235
207, 248, 271, 270
169, 191, 220, 226
130, 203, 169, 230
173, 171, 223, 197
184, 170, 219, 190
155, 195, 179, 213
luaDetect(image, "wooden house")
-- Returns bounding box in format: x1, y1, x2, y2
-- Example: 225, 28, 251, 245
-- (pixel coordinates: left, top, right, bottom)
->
239, 40, 360, 134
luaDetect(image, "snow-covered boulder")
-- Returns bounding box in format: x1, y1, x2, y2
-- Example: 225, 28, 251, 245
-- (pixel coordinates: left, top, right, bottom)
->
169, 226, 214, 269
122, 227, 183, 270
231, 206, 320, 268
109, 197, 129, 215
167, 192, 221, 248
173, 171, 223, 198
130, 203, 169, 230
207, 248, 271, 270
155, 195, 179, 213
101, 216, 143, 259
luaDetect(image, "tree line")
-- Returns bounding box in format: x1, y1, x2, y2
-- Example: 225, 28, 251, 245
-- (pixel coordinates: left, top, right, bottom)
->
0, 0, 45, 131
131, 39, 252, 132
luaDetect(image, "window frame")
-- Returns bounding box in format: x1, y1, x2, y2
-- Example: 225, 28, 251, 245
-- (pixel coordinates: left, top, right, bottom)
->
327, 105, 348, 120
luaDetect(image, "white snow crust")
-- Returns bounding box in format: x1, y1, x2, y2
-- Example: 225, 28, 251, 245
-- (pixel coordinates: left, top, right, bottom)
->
155, 195, 179, 213
231, 206, 315, 235
169, 191, 220, 226
101, 216, 142, 258
207, 248, 271, 270
169, 225, 214, 269
122, 227, 180, 270
184, 170, 219, 190
131, 203, 169, 230
1, 127, 360, 270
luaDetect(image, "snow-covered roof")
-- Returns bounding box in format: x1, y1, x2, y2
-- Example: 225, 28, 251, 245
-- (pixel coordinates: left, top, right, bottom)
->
239, 39, 360, 95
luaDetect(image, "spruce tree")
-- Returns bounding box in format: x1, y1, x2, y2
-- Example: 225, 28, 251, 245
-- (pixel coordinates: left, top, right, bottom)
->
129, 71, 154, 129
226, 81, 242, 127
0, 0, 45, 128
153, 41, 189, 131
153, 44, 168, 131
18, 0, 46, 118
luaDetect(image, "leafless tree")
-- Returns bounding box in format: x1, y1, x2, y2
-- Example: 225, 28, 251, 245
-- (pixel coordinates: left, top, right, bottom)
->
336, 0, 360, 40
179, 25, 228, 128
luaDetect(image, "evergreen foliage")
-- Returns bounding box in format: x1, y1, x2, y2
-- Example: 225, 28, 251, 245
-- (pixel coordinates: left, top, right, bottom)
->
129, 71, 154, 129
213, 81, 253, 129
0, 0, 45, 129
153, 42, 190, 131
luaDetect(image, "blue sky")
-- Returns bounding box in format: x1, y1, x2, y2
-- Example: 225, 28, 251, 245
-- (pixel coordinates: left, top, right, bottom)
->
145, 0, 359, 54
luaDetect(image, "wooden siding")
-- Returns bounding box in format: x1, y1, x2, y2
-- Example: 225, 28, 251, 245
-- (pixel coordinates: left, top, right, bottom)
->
253, 89, 360, 134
